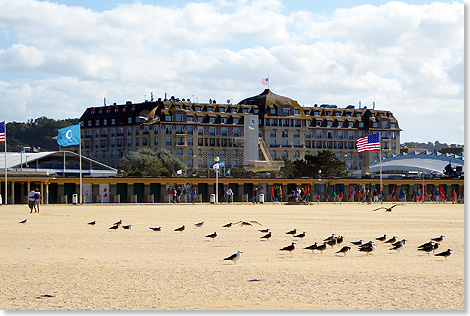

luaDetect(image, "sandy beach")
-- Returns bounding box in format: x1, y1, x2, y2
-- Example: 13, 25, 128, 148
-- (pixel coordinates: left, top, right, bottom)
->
0, 201, 464, 310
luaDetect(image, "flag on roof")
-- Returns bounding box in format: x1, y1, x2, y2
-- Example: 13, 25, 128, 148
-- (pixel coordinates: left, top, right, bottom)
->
356, 133, 380, 152
262, 77, 269, 85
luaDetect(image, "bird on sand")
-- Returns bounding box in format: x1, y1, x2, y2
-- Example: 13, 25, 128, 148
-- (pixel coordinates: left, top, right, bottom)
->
327, 238, 338, 248
304, 242, 318, 253
114, 220, 123, 226
376, 234, 387, 242
258, 229, 270, 233
315, 243, 327, 253
234, 220, 262, 227
390, 240, 406, 251
384, 236, 397, 244
359, 243, 376, 255
109, 224, 119, 230
206, 232, 217, 240
280, 242, 296, 254
351, 239, 363, 246
324, 234, 336, 241
336, 246, 351, 256
391, 239, 406, 247
223, 223, 233, 229
149, 227, 162, 231
87, 221, 96, 225
224, 250, 242, 264
418, 243, 436, 255
174, 225, 185, 233
260, 231, 272, 240
336, 236, 344, 245
418, 241, 433, 249
122, 225, 132, 229
286, 229, 297, 235
19, 219, 27, 224
431, 235, 445, 243
372, 204, 403, 212
358, 241, 374, 249
434, 249, 452, 260
195, 221, 205, 227
294, 231, 306, 239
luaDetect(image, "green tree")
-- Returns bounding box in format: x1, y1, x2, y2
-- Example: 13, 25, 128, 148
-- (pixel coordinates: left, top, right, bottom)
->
293, 150, 348, 178
118, 148, 184, 177
154, 149, 185, 175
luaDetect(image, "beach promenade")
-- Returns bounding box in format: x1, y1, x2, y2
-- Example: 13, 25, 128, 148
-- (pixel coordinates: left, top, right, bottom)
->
0, 202, 464, 310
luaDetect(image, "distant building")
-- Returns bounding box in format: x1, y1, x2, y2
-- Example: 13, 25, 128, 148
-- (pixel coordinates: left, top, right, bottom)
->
79, 89, 401, 175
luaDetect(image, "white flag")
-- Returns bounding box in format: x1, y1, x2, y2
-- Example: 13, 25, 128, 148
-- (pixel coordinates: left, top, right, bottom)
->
213, 163, 219, 170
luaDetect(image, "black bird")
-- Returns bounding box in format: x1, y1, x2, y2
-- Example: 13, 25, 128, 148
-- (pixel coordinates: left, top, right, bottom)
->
336, 236, 344, 245
174, 225, 185, 232
434, 249, 452, 260
358, 241, 374, 249
19, 219, 27, 224
315, 243, 327, 253
336, 246, 351, 256
359, 244, 376, 255
304, 242, 318, 253
351, 239, 363, 246
109, 225, 119, 230
286, 229, 297, 235
149, 227, 162, 231
433, 242, 440, 252
258, 229, 270, 233
260, 231, 272, 240
122, 224, 132, 229
391, 239, 406, 247
87, 221, 96, 225
224, 250, 242, 264
223, 223, 233, 229
280, 242, 296, 254
390, 240, 406, 251
206, 232, 217, 240
431, 235, 445, 243
376, 234, 387, 242
384, 236, 397, 244
372, 204, 403, 212
114, 220, 123, 226
418, 243, 435, 255
418, 241, 434, 249
195, 221, 205, 227
324, 234, 336, 241
294, 231, 306, 239
327, 238, 337, 248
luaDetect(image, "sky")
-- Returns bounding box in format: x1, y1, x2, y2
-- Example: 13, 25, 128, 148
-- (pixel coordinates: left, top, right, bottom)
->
0, 0, 464, 145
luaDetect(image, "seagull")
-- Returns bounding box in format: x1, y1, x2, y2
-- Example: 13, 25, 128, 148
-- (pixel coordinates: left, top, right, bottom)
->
315, 243, 327, 253
336, 236, 344, 245
234, 220, 262, 227
224, 250, 242, 264
138, 106, 160, 126
19, 219, 27, 224
418, 241, 434, 249
418, 243, 435, 255
372, 204, 403, 212
109, 225, 119, 230
434, 249, 452, 260
122, 225, 132, 229
391, 239, 407, 247
258, 229, 270, 233
384, 236, 397, 244
359, 244, 376, 255
280, 242, 296, 254
324, 234, 336, 241
390, 240, 406, 251
376, 234, 387, 242
114, 220, 123, 226
336, 246, 351, 256
327, 238, 337, 248
260, 231, 272, 240
351, 239, 363, 246
195, 221, 205, 227
174, 225, 185, 233
149, 227, 162, 231
358, 241, 374, 249
87, 221, 96, 225
294, 231, 306, 239
431, 235, 445, 243
206, 232, 217, 241
223, 223, 233, 229
286, 229, 297, 235
304, 242, 318, 253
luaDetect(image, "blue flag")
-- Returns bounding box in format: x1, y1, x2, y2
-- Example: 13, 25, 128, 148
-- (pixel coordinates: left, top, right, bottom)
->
226, 169, 230, 176
57, 125, 80, 147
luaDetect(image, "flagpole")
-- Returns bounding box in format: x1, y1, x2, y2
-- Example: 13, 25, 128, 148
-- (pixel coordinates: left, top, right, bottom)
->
79, 124, 82, 205
4, 121, 7, 205
379, 132, 382, 200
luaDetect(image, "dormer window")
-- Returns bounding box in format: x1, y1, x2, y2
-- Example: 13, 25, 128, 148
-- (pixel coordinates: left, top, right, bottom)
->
270, 108, 276, 115
253, 109, 259, 114
231, 108, 237, 113
207, 107, 213, 112
195, 106, 202, 111
219, 108, 225, 113
242, 108, 248, 113
294, 109, 300, 115
283, 108, 289, 116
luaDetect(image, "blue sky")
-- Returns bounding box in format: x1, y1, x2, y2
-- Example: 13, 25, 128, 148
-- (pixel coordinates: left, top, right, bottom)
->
0, 0, 464, 144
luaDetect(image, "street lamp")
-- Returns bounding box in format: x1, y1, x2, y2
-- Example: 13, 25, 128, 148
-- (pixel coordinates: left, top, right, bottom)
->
215, 156, 220, 204
318, 169, 322, 179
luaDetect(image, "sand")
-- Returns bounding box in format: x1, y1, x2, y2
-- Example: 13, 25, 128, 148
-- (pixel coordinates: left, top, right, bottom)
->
0, 201, 464, 310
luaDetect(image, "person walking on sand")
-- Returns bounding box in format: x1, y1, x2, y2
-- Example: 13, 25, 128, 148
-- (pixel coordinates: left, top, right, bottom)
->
226, 187, 233, 203
28, 188, 36, 213
33, 188, 41, 213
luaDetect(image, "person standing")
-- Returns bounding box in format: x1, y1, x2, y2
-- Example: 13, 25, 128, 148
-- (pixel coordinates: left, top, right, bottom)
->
28, 188, 36, 213
226, 187, 233, 203
176, 187, 182, 203
191, 188, 197, 204
33, 188, 41, 213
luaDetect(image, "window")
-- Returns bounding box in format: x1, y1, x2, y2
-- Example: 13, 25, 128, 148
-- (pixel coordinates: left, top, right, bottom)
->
327, 121, 333, 127
270, 139, 277, 146
316, 131, 322, 138
232, 151, 237, 158
356, 113, 362, 118
221, 128, 228, 136
165, 115, 171, 122
382, 121, 388, 128
207, 107, 213, 112
270, 130, 276, 137
154, 137, 158, 146
270, 151, 276, 159
294, 130, 300, 138
316, 121, 322, 127
187, 116, 193, 122
195, 106, 201, 111
233, 128, 239, 137
242, 108, 248, 113
282, 140, 288, 147
135, 138, 140, 146
293, 151, 300, 159
232, 160, 238, 167
359, 122, 364, 128
283, 108, 289, 116
219, 108, 225, 113
270, 108, 276, 115
208, 150, 214, 158
187, 159, 193, 168
391, 123, 396, 129
348, 131, 354, 139
187, 137, 193, 146
282, 151, 288, 158
305, 130, 311, 138
95, 119, 100, 126
233, 118, 239, 124
166, 126, 172, 134
177, 137, 185, 145
197, 116, 203, 123
373, 122, 378, 128
294, 109, 300, 115
253, 109, 259, 114
282, 130, 288, 137
128, 117, 132, 124
176, 149, 183, 157
165, 137, 171, 146
231, 108, 237, 113
176, 126, 183, 134
391, 142, 396, 150
338, 131, 343, 139
221, 118, 227, 124
103, 119, 107, 126
209, 117, 215, 123
220, 150, 226, 158
209, 127, 215, 136
176, 114, 184, 122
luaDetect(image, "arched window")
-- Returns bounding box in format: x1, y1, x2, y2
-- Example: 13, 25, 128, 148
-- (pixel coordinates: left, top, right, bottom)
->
282, 130, 288, 137
187, 148, 194, 157
208, 150, 214, 158
232, 151, 237, 158
294, 130, 300, 138
293, 151, 300, 159
282, 151, 288, 158
176, 149, 183, 157
270, 130, 276, 137
270, 151, 276, 159
219, 150, 226, 158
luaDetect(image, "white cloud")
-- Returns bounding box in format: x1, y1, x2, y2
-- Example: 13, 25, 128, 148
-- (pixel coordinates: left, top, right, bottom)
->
0, 0, 464, 144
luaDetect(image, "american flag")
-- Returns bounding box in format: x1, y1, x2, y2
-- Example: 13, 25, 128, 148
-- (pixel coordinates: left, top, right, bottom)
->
356, 133, 380, 152
0, 121, 5, 143
262, 77, 269, 85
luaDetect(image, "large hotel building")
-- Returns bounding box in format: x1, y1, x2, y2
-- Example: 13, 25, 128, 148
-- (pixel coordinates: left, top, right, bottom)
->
79, 89, 401, 175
